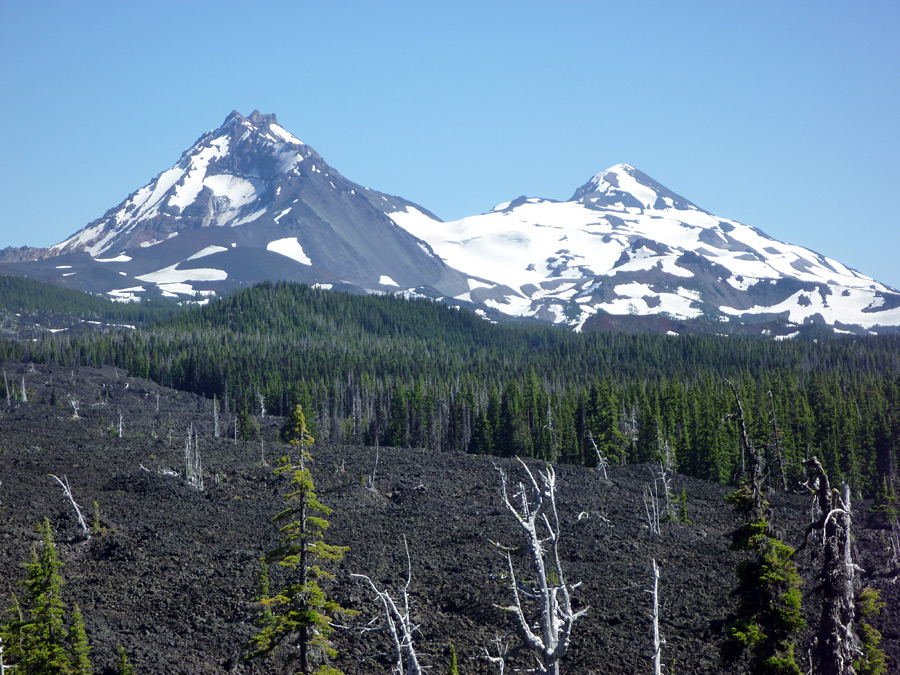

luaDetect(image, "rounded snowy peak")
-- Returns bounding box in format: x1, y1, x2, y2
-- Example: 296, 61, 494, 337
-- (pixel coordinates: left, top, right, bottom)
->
570, 163, 700, 212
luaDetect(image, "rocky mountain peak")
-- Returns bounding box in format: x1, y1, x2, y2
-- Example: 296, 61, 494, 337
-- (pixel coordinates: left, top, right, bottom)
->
570, 163, 700, 212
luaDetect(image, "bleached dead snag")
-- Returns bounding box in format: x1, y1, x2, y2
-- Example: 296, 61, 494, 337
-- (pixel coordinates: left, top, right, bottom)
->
656, 433, 675, 521
68, 396, 81, 419
351, 537, 423, 675
649, 559, 663, 675
481, 635, 510, 674
495, 459, 587, 675
367, 440, 380, 491
184, 424, 204, 490
803, 457, 861, 675
20, 376, 26, 403
586, 430, 608, 480
643, 479, 661, 536
49, 474, 90, 540
0, 635, 9, 675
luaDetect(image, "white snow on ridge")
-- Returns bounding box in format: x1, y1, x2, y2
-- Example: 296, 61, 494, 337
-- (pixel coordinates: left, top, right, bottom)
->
230, 208, 267, 227
94, 254, 132, 262
187, 245, 228, 261
136, 264, 227, 284
379, 275, 400, 287
269, 124, 305, 146
267, 237, 312, 265
169, 137, 230, 210
720, 286, 900, 328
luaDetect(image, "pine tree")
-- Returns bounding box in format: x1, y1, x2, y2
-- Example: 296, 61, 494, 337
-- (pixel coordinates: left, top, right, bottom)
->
7, 518, 75, 675
246, 453, 352, 674
281, 404, 315, 446
69, 604, 92, 675
115, 645, 134, 675
721, 401, 804, 674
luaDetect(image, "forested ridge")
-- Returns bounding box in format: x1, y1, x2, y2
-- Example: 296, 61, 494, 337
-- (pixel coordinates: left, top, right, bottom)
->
2, 280, 898, 500
0, 275, 180, 324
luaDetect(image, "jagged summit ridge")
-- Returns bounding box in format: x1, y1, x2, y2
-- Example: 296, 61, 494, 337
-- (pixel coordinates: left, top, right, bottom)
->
27, 111, 467, 300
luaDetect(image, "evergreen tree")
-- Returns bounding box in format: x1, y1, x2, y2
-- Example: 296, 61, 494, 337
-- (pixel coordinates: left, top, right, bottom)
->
3, 519, 74, 675
281, 404, 315, 446
114, 645, 134, 675
69, 604, 92, 675
721, 397, 804, 674
247, 453, 351, 674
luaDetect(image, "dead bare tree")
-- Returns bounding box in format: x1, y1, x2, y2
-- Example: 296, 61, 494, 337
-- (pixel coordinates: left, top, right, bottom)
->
481, 634, 511, 674
0, 635, 10, 675
49, 474, 90, 540
184, 424, 203, 490
366, 439, 381, 491
656, 431, 675, 521
803, 457, 861, 675
643, 478, 662, 536
257, 390, 266, 418
19, 376, 26, 404
649, 559, 664, 675
3, 370, 9, 407
586, 430, 608, 480
494, 459, 587, 675
351, 537, 423, 674
68, 396, 80, 420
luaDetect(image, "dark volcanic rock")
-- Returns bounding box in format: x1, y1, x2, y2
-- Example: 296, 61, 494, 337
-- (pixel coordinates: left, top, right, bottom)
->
1, 363, 897, 673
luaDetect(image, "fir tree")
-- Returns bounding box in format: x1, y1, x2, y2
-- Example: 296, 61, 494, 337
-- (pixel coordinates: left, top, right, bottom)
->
115, 645, 134, 675
721, 387, 804, 674
69, 604, 92, 675
281, 404, 315, 446
7, 518, 74, 675
246, 453, 351, 674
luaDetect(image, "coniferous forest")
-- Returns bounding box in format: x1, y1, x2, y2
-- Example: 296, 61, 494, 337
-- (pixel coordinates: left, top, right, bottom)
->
2, 279, 898, 501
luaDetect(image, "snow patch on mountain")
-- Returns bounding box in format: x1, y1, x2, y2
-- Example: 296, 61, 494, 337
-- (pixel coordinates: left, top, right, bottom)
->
136, 264, 227, 284
267, 238, 311, 265
187, 246, 228, 261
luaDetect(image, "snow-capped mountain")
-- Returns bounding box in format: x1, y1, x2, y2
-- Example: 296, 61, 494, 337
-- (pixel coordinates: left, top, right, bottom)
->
387, 164, 900, 334
1, 110, 468, 300
2, 112, 899, 335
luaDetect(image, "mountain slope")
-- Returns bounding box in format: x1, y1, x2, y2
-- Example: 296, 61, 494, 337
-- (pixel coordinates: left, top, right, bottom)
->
2, 111, 468, 300
388, 163, 900, 334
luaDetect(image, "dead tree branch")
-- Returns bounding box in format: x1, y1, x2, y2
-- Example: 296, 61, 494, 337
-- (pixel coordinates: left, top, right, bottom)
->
49, 474, 90, 540
351, 536, 423, 675
494, 458, 587, 675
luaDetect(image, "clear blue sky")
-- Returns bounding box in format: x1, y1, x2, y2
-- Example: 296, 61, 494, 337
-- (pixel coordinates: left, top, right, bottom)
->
2, 1, 898, 289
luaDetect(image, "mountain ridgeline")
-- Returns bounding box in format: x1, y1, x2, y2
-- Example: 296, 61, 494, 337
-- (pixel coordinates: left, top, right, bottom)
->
1, 109, 899, 334
2, 280, 899, 500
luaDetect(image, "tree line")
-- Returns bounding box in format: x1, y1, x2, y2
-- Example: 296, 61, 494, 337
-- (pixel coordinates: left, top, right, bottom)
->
0, 280, 897, 499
